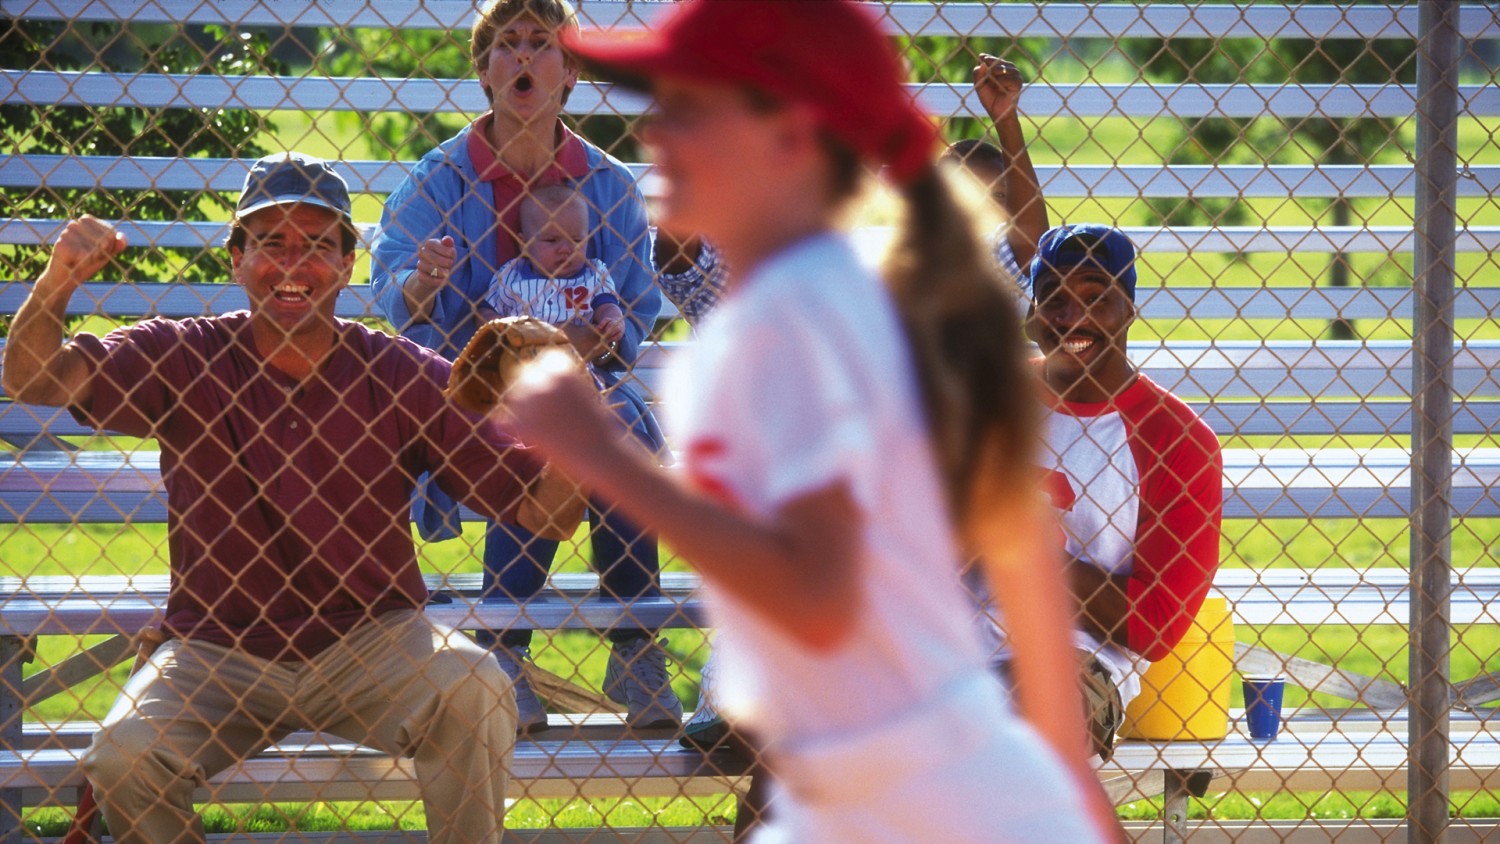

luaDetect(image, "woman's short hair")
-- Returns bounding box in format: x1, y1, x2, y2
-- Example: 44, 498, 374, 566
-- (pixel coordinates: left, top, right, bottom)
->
471, 0, 580, 74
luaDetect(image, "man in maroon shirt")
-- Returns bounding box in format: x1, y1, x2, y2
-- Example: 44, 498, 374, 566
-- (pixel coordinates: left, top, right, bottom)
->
3, 153, 534, 843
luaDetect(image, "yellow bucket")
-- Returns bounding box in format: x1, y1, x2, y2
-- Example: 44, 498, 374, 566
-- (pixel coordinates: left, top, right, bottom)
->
1119, 595, 1234, 740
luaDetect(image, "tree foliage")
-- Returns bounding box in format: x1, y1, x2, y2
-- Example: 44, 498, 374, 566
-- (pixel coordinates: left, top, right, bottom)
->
318, 25, 643, 164
0, 19, 285, 286
1119, 34, 1414, 226
1118, 30, 1415, 337
899, 33, 1053, 146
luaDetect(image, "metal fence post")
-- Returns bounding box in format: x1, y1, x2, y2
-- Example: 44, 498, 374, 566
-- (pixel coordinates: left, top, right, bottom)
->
0, 636, 27, 844
1410, 2, 1461, 843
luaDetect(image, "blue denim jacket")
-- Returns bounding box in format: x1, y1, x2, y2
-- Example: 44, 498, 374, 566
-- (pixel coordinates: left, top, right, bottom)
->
370, 120, 659, 365
370, 120, 660, 540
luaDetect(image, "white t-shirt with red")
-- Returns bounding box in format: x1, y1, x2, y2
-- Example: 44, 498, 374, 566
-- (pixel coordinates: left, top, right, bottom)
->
1038, 374, 1224, 704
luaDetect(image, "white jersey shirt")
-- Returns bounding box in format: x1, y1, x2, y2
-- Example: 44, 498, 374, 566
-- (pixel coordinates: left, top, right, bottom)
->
981, 375, 1223, 706
993, 230, 1025, 292
665, 233, 992, 747
1040, 376, 1223, 705
990, 228, 1032, 321
655, 238, 728, 328
483, 256, 618, 325
1042, 396, 1153, 704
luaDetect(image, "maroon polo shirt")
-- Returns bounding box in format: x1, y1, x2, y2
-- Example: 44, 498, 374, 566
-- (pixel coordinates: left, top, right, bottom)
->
70, 313, 538, 660
466, 113, 591, 262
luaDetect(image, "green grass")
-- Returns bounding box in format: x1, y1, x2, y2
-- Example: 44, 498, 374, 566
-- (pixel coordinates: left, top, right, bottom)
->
5, 520, 712, 722
22, 796, 741, 835
13, 515, 1495, 581
6, 519, 1497, 829
1246, 623, 1500, 710
19, 790, 1500, 832
1221, 518, 1500, 571
8, 516, 1496, 722
1118, 790, 1500, 824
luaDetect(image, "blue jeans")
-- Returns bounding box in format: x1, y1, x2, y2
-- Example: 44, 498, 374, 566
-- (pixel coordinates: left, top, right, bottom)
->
478, 370, 664, 649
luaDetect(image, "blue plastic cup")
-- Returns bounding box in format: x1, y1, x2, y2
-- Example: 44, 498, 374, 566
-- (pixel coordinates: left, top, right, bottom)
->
1242, 675, 1286, 740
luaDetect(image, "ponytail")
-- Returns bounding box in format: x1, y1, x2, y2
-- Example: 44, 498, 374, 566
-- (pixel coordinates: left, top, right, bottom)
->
883, 164, 1038, 532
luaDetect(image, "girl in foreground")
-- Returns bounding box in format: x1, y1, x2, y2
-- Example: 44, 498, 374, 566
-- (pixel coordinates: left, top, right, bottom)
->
505, 1, 1121, 840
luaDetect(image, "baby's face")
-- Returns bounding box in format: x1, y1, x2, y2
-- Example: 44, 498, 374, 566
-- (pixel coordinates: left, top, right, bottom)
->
522, 201, 589, 278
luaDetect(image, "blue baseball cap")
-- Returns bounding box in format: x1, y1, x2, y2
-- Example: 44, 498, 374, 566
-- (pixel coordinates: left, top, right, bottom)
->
235, 152, 352, 221
1028, 223, 1138, 301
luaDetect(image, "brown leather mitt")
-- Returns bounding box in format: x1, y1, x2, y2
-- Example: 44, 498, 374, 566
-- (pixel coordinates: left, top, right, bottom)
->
517, 463, 589, 541
447, 317, 588, 540
445, 316, 581, 415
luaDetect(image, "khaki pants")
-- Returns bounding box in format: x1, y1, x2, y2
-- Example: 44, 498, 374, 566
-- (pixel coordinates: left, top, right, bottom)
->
1079, 652, 1125, 762
993, 648, 1124, 762
82, 610, 518, 844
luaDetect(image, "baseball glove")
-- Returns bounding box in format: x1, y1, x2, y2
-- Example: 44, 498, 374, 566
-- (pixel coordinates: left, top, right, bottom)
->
517, 463, 589, 541
446, 316, 580, 414
447, 316, 588, 541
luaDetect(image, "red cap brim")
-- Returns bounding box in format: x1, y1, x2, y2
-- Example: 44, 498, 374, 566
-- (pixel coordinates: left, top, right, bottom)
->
561, 15, 709, 92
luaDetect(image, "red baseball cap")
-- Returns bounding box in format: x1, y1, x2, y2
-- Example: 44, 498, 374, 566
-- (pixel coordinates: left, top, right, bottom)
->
563, 0, 937, 184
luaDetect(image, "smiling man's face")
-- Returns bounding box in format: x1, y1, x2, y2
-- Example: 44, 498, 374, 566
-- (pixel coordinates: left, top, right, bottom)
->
1027, 266, 1137, 402
232, 203, 353, 341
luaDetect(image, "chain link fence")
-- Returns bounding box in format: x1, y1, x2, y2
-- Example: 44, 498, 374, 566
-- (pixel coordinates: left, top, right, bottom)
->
0, 1, 1496, 841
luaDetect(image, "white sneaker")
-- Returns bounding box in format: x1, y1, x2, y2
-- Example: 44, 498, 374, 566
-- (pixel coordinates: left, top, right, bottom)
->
680, 648, 731, 749
679, 648, 750, 755
604, 636, 684, 728
493, 645, 549, 734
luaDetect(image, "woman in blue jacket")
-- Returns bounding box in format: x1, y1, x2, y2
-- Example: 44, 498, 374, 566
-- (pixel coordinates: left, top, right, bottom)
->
370, 0, 680, 732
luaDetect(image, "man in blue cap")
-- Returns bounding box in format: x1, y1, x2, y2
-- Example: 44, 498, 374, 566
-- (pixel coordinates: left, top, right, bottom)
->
4, 152, 533, 843
981, 223, 1223, 760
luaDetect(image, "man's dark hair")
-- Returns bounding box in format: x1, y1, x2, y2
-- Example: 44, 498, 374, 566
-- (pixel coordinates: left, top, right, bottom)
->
943, 138, 1008, 173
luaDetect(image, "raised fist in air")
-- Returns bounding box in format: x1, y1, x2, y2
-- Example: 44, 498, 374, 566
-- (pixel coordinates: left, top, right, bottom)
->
47, 215, 127, 290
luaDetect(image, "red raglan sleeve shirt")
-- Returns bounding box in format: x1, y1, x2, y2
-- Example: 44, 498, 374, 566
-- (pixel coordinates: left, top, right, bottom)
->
1117, 378, 1224, 661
